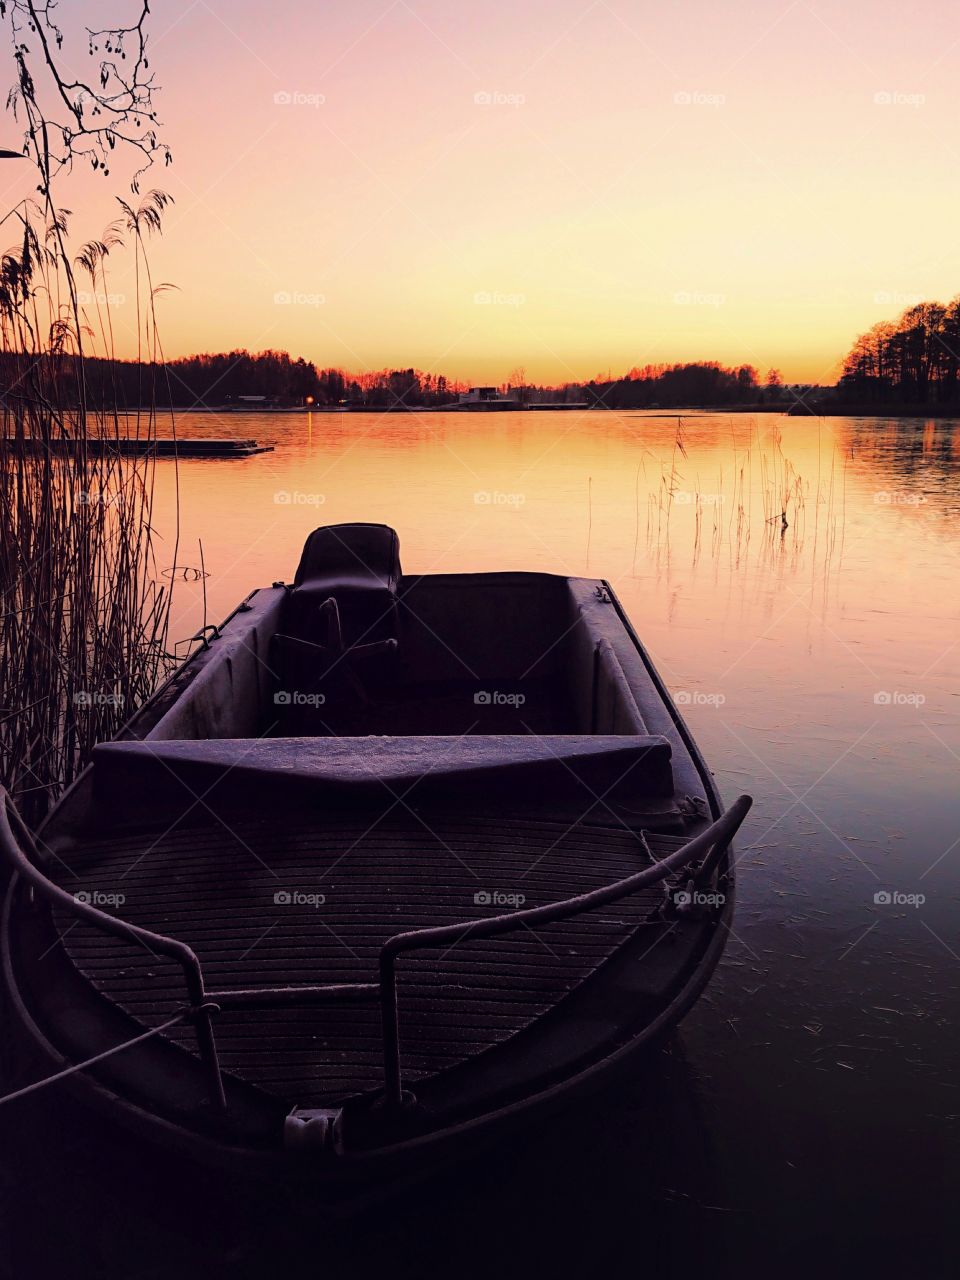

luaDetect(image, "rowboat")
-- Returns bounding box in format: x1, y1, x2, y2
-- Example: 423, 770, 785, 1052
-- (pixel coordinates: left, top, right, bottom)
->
0, 523, 750, 1186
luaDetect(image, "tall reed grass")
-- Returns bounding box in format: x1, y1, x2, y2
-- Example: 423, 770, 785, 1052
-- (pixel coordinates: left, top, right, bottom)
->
638, 416, 845, 584
0, 193, 177, 823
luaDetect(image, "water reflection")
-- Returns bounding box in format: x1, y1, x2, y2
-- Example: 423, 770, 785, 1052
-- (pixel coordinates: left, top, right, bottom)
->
4, 410, 956, 1275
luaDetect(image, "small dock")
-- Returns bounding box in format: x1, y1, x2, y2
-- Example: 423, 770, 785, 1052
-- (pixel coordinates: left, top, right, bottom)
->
525, 402, 590, 411
3, 437, 273, 458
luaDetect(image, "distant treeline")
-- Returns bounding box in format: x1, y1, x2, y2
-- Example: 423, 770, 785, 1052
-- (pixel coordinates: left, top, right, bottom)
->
581, 362, 797, 409
0, 349, 804, 410
0, 350, 466, 409
840, 299, 960, 405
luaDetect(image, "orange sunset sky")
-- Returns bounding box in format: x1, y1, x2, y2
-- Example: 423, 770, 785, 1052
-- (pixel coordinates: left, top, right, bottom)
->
3, 0, 960, 385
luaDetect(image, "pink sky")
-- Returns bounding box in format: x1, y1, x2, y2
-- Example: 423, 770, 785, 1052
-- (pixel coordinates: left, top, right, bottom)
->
3, 0, 960, 384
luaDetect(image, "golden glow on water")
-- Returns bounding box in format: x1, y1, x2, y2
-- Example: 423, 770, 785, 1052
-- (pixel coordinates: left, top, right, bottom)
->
147, 409, 960, 984
150, 410, 957, 868
155, 411, 958, 637
153, 412, 960, 778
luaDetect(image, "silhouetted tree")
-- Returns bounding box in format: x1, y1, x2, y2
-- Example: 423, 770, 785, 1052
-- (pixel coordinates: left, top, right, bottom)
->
840, 298, 960, 405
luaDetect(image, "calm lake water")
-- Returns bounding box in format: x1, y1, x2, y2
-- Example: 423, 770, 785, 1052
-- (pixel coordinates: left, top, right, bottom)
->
4, 410, 959, 1278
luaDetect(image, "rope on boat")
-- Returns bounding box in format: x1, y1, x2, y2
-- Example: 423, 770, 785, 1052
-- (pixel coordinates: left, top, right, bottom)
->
0, 1008, 189, 1108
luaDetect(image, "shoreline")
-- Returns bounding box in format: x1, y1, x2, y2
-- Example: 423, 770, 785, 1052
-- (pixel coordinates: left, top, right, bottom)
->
96, 401, 960, 419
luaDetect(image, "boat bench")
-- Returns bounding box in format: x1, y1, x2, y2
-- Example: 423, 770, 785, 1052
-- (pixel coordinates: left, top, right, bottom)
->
88, 734, 678, 832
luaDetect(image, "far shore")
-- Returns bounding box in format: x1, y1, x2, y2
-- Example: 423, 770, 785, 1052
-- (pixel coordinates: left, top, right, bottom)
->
105, 401, 960, 419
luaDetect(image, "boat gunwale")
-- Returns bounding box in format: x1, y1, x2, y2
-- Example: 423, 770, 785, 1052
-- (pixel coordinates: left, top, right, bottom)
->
1, 563, 743, 1178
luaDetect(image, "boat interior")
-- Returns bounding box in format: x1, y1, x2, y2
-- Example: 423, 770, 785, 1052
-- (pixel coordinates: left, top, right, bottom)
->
1, 526, 746, 1155
145, 521, 672, 739
70, 522, 707, 832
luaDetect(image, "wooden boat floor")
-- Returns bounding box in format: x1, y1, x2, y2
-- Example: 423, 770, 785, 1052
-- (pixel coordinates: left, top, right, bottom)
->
48, 814, 683, 1106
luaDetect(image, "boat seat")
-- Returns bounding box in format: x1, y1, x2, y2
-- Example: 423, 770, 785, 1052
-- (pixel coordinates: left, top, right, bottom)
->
294, 522, 401, 598
284, 522, 401, 648
273, 525, 402, 721
89, 734, 679, 830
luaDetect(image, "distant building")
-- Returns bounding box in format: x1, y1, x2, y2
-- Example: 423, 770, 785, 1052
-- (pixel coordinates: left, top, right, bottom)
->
455, 387, 519, 410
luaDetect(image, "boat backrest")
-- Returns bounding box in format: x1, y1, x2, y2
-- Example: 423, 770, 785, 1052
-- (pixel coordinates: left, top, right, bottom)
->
294, 523, 401, 592
282, 523, 402, 664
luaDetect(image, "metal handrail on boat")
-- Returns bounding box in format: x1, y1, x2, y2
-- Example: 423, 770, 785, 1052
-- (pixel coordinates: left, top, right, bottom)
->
1, 787, 751, 1132
0, 790, 378, 1114
377, 794, 752, 1109
0, 792, 227, 1110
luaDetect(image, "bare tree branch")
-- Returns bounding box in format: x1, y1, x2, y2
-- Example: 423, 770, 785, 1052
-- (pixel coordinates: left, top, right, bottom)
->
2, 0, 171, 193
